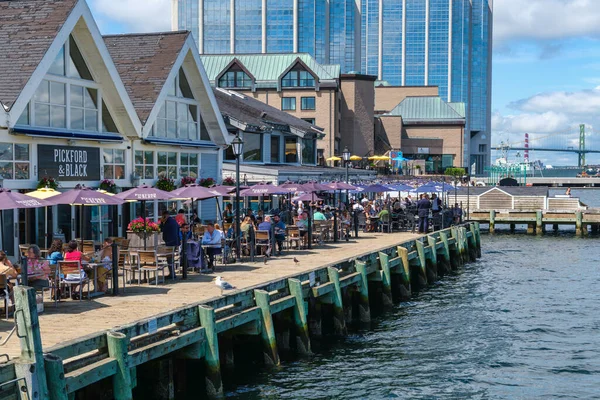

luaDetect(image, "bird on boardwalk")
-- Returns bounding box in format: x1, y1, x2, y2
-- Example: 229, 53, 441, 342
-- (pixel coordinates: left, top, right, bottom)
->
213, 276, 235, 295
263, 257, 268, 265
293, 257, 300, 265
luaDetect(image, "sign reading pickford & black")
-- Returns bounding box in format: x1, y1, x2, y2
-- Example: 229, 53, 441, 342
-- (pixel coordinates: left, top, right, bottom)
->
38, 145, 101, 181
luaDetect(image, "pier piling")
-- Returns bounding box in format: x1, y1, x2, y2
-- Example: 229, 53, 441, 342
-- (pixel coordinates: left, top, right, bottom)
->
396, 247, 412, 299
489, 210, 496, 233
354, 261, 372, 323
378, 253, 394, 307
254, 290, 281, 366
414, 241, 429, 288
107, 331, 133, 400
44, 353, 68, 400
288, 279, 312, 354
326, 267, 348, 336
198, 305, 223, 399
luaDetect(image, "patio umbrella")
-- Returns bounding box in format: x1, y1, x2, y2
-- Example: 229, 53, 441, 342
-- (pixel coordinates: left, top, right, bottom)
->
48, 186, 125, 250
239, 183, 287, 196
171, 184, 223, 224
277, 182, 307, 193
293, 193, 324, 202
387, 183, 414, 192
327, 182, 357, 190
0, 189, 54, 286
26, 187, 60, 248
326, 156, 341, 162
350, 155, 363, 161
362, 183, 394, 193
116, 185, 175, 249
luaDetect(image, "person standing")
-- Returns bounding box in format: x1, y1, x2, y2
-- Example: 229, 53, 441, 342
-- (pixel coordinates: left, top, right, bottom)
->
417, 194, 431, 234
201, 222, 222, 270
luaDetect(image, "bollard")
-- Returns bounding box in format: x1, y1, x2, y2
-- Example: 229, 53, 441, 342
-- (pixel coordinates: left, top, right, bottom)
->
489, 210, 496, 233
44, 353, 68, 400
396, 246, 412, 299
112, 242, 119, 296
107, 331, 132, 400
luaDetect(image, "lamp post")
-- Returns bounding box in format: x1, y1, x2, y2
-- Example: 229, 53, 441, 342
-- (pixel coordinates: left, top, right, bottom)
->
231, 134, 244, 263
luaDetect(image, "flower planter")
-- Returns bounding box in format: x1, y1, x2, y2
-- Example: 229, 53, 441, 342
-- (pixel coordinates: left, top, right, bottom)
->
126, 231, 163, 249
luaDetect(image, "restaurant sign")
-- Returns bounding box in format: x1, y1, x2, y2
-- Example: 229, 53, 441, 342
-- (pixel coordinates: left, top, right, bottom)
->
38, 145, 101, 181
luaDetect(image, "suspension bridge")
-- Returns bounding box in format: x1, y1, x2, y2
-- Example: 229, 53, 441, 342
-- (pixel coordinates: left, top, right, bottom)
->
493, 124, 600, 168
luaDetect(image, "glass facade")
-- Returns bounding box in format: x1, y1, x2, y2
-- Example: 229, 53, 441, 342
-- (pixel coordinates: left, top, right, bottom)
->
404, 0, 426, 86
203, 0, 230, 53
329, 0, 355, 73
266, 0, 293, 53
177, 0, 199, 47
428, 0, 449, 99
381, 0, 402, 85
235, 0, 262, 53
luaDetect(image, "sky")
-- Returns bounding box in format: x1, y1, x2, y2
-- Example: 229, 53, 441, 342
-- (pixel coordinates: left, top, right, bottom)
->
88, 0, 600, 166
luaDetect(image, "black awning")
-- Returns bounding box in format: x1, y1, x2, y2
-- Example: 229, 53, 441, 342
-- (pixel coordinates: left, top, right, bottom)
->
12, 126, 123, 142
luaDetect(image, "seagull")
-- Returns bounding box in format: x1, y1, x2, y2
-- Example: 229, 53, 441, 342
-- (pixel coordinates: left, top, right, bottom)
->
293, 257, 300, 265
263, 257, 268, 265
213, 276, 235, 295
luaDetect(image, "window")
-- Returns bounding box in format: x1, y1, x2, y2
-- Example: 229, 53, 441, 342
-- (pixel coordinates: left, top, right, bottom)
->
243, 133, 263, 162
0, 143, 30, 180
103, 149, 125, 179
179, 153, 199, 178
134, 150, 154, 179
281, 97, 296, 111
478, 144, 487, 153
281, 69, 315, 87
302, 118, 315, 125
153, 68, 201, 141
218, 67, 252, 88
19, 35, 119, 134
302, 139, 316, 165
285, 137, 298, 163
157, 151, 177, 179
270, 136, 280, 163
301, 97, 316, 110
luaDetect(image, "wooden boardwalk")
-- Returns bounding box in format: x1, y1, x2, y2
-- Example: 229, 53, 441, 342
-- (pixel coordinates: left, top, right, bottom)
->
0, 231, 418, 360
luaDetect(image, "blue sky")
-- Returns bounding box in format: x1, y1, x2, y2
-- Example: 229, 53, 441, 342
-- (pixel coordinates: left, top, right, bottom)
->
89, 0, 600, 165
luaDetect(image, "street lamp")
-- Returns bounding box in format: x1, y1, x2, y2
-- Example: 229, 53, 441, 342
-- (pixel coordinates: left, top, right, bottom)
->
462, 174, 470, 221
231, 134, 244, 263
342, 147, 351, 183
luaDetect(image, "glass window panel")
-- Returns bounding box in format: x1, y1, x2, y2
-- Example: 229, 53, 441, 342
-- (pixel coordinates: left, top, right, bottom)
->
50, 105, 66, 128
103, 149, 113, 163
302, 139, 316, 164
68, 36, 93, 80
301, 97, 315, 110
157, 166, 167, 178
144, 166, 154, 179
243, 133, 262, 162
187, 105, 198, 122
270, 136, 280, 162
0, 144, 12, 161
134, 150, 143, 165
84, 109, 98, 131
156, 119, 166, 137
157, 152, 167, 165
16, 104, 29, 125
114, 165, 125, 179
0, 162, 13, 179
168, 79, 177, 96
70, 85, 83, 107
145, 151, 154, 164
84, 88, 97, 109
70, 107, 84, 130
178, 68, 194, 99
179, 122, 189, 139
281, 97, 296, 111
285, 137, 297, 163
168, 166, 177, 179
15, 162, 29, 180
114, 149, 125, 164
34, 104, 50, 127
48, 47, 65, 76
101, 102, 119, 133
168, 152, 177, 165
158, 104, 166, 119
177, 103, 188, 121
50, 81, 65, 105
179, 166, 189, 177
134, 166, 143, 178
34, 81, 50, 103
189, 167, 198, 179
167, 120, 177, 138
188, 122, 198, 140
103, 165, 114, 179
14, 144, 28, 161
180, 153, 188, 165
189, 153, 198, 166
166, 101, 176, 119
200, 119, 210, 141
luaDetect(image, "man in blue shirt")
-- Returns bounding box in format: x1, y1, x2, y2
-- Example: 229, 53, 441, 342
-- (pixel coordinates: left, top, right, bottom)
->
201, 222, 222, 270
258, 216, 272, 232
272, 214, 286, 256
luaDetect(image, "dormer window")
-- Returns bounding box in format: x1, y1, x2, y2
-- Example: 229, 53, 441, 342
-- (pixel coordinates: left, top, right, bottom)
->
218, 65, 252, 89
152, 68, 205, 141
16, 35, 119, 134
281, 67, 315, 88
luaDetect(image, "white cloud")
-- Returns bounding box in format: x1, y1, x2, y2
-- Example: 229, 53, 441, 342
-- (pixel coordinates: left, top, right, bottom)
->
494, 0, 600, 44
88, 0, 171, 34
510, 87, 600, 115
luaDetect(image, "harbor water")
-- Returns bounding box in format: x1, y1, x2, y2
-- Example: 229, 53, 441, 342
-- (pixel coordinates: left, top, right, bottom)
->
223, 190, 600, 399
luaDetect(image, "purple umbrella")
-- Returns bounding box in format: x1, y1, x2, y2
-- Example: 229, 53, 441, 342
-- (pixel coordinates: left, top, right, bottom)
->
362, 184, 394, 193
171, 184, 223, 200
277, 182, 307, 193
301, 182, 332, 192
0, 189, 54, 210
239, 183, 286, 196
293, 193, 324, 202
327, 181, 357, 190
208, 185, 236, 196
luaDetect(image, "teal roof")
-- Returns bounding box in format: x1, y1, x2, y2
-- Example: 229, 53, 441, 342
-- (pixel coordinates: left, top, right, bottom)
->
386, 96, 466, 123
448, 102, 466, 118
200, 53, 340, 87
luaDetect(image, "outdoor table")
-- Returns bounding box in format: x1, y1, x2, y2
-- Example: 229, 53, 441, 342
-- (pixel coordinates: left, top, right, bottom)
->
81, 261, 107, 298
200, 244, 222, 272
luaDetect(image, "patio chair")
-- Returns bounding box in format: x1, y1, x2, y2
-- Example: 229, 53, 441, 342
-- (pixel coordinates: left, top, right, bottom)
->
157, 246, 177, 279
119, 250, 138, 287
58, 260, 90, 301
380, 213, 391, 233
137, 250, 167, 285
255, 230, 271, 257
287, 226, 301, 250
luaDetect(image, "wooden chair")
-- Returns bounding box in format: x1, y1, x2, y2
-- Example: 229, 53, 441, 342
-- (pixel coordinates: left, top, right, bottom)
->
58, 260, 90, 301
312, 221, 325, 245
18, 244, 30, 265
137, 250, 167, 285
119, 251, 139, 287
255, 230, 271, 257
82, 240, 95, 254
157, 246, 177, 278
47, 263, 60, 308
287, 226, 301, 250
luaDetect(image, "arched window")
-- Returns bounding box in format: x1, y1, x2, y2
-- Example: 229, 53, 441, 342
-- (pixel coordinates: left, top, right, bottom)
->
281, 67, 315, 88
218, 65, 252, 88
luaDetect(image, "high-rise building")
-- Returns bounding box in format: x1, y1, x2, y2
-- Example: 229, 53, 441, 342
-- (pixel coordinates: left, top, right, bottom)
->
173, 0, 492, 174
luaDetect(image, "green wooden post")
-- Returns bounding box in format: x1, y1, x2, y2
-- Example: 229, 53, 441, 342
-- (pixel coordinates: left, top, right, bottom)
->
44, 353, 68, 400
327, 267, 348, 336
438, 232, 451, 263
576, 211, 583, 236
536, 210, 543, 235
460, 227, 470, 263
107, 331, 132, 400
469, 223, 481, 259
450, 227, 463, 269
414, 240, 429, 285
287, 279, 312, 355
13, 286, 49, 400
489, 210, 496, 233
354, 261, 371, 323
198, 305, 223, 398
378, 252, 393, 307
396, 246, 411, 299
254, 290, 280, 366
426, 236, 438, 267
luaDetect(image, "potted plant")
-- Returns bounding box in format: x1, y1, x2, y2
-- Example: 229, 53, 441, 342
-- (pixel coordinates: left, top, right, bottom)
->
99, 179, 117, 193
199, 177, 215, 187
155, 176, 175, 192
37, 176, 59, 190
222, 177, 235, 186
414, 165, 422, 176
180, 176, 196, 187
126, 217, 162, 248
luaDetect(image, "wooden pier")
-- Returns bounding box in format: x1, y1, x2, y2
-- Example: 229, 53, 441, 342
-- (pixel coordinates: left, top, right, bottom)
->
0, 223, 481, 400
470, 209, 600, 235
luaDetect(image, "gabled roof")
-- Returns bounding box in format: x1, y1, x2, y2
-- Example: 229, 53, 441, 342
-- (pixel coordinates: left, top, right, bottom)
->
213, 88, 323, 138
0, 0, 78, 109
463, 186, 549, 197
103, 31, 190, 124
385, 96, 466, 124
200, 53, 340, 89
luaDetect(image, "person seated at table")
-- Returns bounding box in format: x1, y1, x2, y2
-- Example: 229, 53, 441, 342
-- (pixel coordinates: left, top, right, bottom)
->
190, 212, 201, 225
175, 209, 187, 226
95, 238, 114, 292
179, 223, 192, 243
62, 241, 89, 298
201, 222, 222, 270
313, 208, 327, 221
240, 216, 253, 243
26, 245, 51, 291
48, 239, 63, 265
323, 206, 333, 220
214, 223, 224, 237
272, 215, 286, 256
223, 204, 234, 223
296, 211, 309, 248
378, 208, 390, 231
258, 216, 272, 232
340, 210, 352, 239
160, 210, 181, 249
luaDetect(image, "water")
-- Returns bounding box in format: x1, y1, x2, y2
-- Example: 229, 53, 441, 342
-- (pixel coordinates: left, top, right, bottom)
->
223, 191, 600, 400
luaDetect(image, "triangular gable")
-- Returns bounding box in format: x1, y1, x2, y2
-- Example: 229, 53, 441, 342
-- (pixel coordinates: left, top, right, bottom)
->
5, 0, 141, 136
481, 187, 513, 198
214, 58, 256, 91
277, 58, 321, 92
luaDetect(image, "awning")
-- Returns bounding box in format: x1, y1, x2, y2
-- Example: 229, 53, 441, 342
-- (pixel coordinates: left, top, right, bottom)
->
143, 137, 218, 148
11, 126, 123, 142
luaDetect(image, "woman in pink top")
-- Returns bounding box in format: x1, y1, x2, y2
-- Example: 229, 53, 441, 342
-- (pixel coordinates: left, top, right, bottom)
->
26, 245, 51, 290
64, 240, 90, 262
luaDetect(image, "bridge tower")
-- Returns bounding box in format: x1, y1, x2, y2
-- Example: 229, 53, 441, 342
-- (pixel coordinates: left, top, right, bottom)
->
524, 133, 529, 162
579, 124, 586, 168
